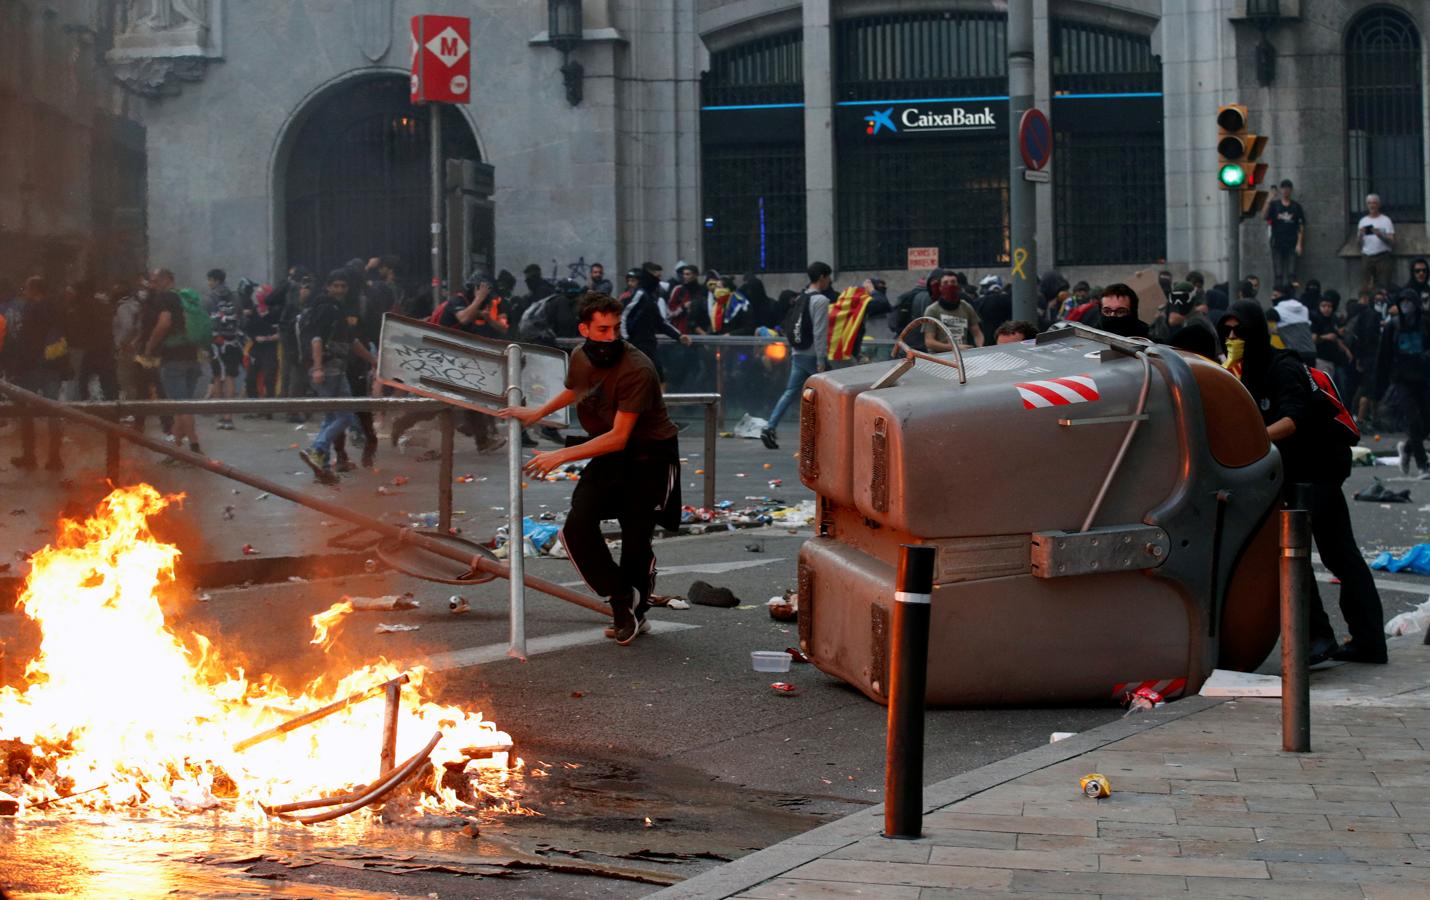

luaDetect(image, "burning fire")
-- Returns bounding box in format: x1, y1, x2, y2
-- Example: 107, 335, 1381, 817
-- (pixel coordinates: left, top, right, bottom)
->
0, 485, 520, 821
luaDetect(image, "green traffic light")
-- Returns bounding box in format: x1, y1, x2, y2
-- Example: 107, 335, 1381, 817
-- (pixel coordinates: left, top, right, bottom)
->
1218, 163, 1246, 188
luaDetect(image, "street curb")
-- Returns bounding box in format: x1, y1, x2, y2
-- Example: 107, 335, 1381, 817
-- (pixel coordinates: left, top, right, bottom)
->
646, 694, 1227, 900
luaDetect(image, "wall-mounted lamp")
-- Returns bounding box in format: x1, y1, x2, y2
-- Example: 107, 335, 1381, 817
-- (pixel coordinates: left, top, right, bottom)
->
1247, 0, 1280, 86
548, 0, 584, 106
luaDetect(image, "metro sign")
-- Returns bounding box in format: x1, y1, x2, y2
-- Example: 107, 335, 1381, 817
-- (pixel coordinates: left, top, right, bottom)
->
410, 15, 471, 104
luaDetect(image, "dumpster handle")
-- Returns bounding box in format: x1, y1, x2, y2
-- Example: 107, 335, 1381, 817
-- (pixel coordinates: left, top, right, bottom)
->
884, 317, 967, 386
1080, 350, 1153, 532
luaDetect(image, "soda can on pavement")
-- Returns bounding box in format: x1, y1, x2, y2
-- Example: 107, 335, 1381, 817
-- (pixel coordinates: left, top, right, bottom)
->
1079, 773, 1111, 799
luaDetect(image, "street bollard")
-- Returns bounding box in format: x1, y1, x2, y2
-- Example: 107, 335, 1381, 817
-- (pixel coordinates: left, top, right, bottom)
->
884, 543, 937, 840
1280, 485, 1312, 753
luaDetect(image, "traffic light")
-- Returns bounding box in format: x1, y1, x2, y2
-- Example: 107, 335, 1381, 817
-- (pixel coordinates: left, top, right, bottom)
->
1216, 103, 1269, 217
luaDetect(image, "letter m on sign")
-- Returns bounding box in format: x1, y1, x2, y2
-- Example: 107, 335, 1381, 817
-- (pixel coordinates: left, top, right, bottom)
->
411, 15, 472, 104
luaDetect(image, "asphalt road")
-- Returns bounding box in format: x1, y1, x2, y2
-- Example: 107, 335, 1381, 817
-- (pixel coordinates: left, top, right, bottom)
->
2, 409, 1429, 897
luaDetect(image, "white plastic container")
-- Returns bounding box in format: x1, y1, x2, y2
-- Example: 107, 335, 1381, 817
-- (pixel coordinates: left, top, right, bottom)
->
751, 651, 792, 673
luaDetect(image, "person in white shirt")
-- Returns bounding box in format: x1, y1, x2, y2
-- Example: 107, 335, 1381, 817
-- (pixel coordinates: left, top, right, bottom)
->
1355, 193, 1396, 292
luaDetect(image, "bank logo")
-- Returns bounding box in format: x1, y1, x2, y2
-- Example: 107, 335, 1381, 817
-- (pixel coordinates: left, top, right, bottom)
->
864, 108, 897, 135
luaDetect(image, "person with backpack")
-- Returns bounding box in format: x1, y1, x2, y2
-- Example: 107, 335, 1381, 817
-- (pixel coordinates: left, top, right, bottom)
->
139, 268, 207, 455
759, 261, 832, 450
298, 270, 376, 484
889, 267, 940, 352
1218, 299, 1385, 665
207, 270, 243, 429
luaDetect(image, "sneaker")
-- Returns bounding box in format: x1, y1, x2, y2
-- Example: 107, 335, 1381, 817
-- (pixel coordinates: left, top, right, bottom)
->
760, 428, 778, 450
334, 457, 357, 473
299, 448, 339, 485
360, 448, 377, 469
539, 425, 564, 445
1331, 640, 1388, 664
1398, 440, 1411, 474
521, 431, 539, 449
611, 592, 639, 645
603, 618, 651, 639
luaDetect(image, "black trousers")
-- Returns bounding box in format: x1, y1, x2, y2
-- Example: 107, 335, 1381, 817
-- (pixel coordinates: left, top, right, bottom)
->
1305, 481, 1386, 653
246, 342, 279, 398
559, 447, 678, 606
1398, 380, 1430, 469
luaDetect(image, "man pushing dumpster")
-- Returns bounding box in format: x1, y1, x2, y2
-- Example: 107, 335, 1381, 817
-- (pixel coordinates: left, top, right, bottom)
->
497, 292, 682, 645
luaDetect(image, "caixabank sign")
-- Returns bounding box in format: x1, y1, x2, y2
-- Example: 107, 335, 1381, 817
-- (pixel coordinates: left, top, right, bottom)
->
839, 100, 1008, 140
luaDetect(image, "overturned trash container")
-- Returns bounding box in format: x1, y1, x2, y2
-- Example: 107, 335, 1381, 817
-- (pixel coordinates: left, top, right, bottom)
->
796, 325, 1282, 706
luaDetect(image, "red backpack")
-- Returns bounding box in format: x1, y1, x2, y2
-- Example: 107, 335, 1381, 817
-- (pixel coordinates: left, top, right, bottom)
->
1303, 364, 1360, 446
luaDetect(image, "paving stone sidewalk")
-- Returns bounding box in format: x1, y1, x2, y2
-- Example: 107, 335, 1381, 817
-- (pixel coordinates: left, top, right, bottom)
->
653, 635, 1430, 899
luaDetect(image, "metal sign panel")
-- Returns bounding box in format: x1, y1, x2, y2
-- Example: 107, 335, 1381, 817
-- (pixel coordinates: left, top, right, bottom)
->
410, 14, 471, 104
376, 314, 569, 426
906, 247, 939, 270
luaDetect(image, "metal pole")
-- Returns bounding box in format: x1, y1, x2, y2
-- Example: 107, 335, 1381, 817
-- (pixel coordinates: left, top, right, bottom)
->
379, 680, 401, 776
1007, 0, 1038, 324
438, 408, 455, 532
703, 401, 717, 511
1228, 190, 1242, 293
505, 344, 527, 659
884, 543, 936, 840
430, 103, 444, 301
0, 378, 610, 618
1280, 490, 1311, 753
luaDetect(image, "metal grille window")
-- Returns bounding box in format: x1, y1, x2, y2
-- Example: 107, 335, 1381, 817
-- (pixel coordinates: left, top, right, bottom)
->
702, 31, 803, 107
1054, 133, 1165, 266
702, 144, 807, 274
1051, 20, 1165, 266
1052, 20, 1160, 95
1345, 9, 1424, 222
838, 141, 1008, 270
836, 12, 1005, 101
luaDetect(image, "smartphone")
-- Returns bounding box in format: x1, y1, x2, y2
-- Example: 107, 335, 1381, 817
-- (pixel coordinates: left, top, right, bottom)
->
1363, 225, 1375, 235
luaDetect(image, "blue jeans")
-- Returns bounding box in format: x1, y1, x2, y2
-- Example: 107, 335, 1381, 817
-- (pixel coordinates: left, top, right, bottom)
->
159, 358, 203, 400
766, 353, 819, 431
310, 372, 358, 461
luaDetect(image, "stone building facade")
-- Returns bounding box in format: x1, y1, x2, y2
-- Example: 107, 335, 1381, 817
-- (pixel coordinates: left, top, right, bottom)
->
0, 0, 145, 290
114, 0, 1430, 296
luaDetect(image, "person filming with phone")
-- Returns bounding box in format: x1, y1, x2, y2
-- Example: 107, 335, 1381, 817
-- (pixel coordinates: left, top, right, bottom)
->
1355, 193, 1396, 292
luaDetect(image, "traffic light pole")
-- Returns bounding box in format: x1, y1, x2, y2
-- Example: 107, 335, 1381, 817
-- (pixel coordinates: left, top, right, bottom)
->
1008, 0, 1037, 324
430, 103, 444, 299
1227, 189, 1241, 294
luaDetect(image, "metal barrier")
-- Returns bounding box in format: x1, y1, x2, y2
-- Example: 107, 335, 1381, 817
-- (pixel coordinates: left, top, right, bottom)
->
0, 393, 724, 523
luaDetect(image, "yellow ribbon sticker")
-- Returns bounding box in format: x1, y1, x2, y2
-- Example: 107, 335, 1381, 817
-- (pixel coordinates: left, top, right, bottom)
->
1011, 247, 1030, 281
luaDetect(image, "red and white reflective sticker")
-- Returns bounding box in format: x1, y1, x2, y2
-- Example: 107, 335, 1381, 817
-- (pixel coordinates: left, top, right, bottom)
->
1111, 678, 1187, 701
1015, 374, 1099, 409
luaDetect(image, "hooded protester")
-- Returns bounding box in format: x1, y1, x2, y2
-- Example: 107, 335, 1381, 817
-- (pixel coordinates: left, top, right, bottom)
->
890, 267, 941, 348
1272, 291, 1318, 364
1150, 281, 1215, 349
1089, 283, 1150, 339
1405, 256, 1430, 308
620, 268, 691, 385
921, 271, 983, 350
1038, 270, 1070, 327
1218, 300, 1385, 665
1376, 287, 1430, 475
739, 273, 775, 328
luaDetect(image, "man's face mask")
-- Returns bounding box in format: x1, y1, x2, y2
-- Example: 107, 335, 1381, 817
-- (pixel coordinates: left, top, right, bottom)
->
937, 281, 960, 306
583, 336, 625, 368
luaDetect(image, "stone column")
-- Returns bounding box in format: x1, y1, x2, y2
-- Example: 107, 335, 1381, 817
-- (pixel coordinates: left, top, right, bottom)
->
1033, 0, 1054, 276
803, 0, 836, 268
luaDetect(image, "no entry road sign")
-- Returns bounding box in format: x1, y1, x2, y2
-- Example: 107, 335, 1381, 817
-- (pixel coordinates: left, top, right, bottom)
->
1019, 108, 1052, 172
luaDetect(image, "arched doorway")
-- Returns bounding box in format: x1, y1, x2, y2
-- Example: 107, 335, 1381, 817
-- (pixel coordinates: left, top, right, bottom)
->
283, 75, 484, 293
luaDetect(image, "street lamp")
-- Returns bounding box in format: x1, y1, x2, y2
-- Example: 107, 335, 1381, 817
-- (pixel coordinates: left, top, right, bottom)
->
1247, 0, 1281, 86
548, 0, 584, 106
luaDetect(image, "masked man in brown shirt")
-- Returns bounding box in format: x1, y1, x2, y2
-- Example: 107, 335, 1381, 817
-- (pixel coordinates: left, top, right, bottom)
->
498, 293, 681, 644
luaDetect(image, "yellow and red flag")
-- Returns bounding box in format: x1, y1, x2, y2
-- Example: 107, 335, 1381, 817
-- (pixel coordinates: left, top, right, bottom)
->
827, 286, 872, 362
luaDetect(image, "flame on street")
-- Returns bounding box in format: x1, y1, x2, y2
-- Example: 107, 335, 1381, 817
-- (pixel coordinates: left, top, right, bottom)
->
0, 485, 521, 821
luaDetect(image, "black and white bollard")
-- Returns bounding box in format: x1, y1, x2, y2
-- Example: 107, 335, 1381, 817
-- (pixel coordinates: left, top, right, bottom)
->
884, 543, 937, 839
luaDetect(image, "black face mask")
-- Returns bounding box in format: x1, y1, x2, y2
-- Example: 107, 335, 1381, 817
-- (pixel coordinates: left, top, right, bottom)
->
584, 337, 625, 368
1100, 314, 1141, 337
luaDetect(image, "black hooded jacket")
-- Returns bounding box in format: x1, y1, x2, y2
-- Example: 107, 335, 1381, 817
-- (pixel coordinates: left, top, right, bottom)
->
1222, 300, 1348, 484
1376, 288, 1430, 393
